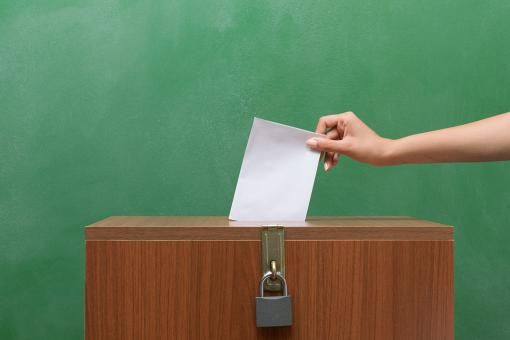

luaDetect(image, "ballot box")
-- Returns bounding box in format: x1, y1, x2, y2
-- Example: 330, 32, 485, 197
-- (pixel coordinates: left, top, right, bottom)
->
85, 216, 454, 340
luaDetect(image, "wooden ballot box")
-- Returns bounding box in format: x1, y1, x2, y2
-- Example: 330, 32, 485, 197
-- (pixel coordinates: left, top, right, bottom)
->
85, 216, 454, 340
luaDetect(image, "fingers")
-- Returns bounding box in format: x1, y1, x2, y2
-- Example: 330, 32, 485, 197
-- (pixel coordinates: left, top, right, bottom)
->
311, 112, 356, 171
323, 151, 337, 171
306, 137, 349, 153
332, 153, 339, 167
326, 128, 340, 140
316, 115, 340, 134
315, 111, 355, 134
324, 152, 331, 171
323, 125, 341, 171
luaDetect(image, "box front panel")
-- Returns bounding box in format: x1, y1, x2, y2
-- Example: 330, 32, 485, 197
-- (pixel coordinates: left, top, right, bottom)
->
86, 240, 453, 340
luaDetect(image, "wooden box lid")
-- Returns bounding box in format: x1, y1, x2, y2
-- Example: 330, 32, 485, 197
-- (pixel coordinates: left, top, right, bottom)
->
85, 216, 453, 241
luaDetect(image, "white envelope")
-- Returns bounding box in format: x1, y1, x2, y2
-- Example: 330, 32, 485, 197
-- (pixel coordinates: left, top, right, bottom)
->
229, 117, 323, 222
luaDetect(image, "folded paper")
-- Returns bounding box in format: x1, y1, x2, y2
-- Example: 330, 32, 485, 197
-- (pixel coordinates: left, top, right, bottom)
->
229, 117, 322, 222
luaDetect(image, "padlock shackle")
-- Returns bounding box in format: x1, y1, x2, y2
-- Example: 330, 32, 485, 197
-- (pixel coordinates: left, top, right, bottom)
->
259, 272, 288, 297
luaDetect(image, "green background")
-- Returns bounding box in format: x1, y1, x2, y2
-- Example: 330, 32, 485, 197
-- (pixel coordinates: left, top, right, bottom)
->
1, 0, 509, 338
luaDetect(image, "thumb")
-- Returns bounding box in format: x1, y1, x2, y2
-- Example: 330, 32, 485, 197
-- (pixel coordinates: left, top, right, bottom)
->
306, 138, 348, 153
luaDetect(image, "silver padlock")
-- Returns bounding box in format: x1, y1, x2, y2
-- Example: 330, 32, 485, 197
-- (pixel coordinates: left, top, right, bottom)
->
256, 272, 292, 327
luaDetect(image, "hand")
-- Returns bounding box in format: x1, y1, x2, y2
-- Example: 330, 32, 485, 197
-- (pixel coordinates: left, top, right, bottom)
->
306, 112, 392, 170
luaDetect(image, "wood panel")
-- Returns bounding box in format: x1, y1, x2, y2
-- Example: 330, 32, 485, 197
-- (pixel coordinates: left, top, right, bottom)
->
85, 240, 453, 340
87, 216, 450, 228
85, 216, 453, 241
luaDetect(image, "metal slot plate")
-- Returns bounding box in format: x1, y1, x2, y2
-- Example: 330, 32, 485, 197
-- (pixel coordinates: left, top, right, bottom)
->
261, 225, 285, 291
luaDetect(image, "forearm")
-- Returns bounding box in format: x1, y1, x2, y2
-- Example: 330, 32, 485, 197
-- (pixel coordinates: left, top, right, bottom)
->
384, 112, 510, 165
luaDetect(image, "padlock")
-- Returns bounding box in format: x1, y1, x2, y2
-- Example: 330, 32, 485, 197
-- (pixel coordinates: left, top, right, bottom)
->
255, 272, 292, 327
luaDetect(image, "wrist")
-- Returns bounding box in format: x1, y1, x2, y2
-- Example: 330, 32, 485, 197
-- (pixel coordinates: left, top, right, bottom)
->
379, 138, 403, 166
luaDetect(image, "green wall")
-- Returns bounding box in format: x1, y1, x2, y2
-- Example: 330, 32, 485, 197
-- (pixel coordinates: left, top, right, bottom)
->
1, 0, 510, 338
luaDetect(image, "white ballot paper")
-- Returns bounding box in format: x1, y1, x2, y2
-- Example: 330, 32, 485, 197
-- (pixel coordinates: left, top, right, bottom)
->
229, 117, 323, 222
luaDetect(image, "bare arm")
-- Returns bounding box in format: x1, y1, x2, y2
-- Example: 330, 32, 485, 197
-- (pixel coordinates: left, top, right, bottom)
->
305, 112, 510, 170
385, 113, 510, 164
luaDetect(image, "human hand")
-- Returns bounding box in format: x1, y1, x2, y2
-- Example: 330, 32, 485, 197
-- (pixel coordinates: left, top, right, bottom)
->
306, 112, 393, 170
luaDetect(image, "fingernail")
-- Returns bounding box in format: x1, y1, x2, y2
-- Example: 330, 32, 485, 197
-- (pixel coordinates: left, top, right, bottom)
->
306, 138, 318, 148
333, 154, 339, 162
324, 162, 330, 171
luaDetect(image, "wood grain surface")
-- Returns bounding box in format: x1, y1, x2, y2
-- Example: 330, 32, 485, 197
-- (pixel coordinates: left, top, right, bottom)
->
85, 216, 453, 241
85, 229, 454, 339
